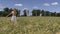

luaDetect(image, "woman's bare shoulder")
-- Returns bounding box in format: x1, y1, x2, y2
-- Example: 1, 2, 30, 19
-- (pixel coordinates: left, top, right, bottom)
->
11, 11, 14, 13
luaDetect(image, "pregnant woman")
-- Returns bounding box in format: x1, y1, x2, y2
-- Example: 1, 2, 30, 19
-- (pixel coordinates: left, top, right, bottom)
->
6, 8, 17, 23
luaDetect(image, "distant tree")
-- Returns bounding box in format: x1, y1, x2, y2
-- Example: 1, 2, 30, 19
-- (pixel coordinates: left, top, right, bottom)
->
0, 11, 3, 17
51, 12, 54, 16
37, 9, 41, 16
32, 9, 41, 16
41, 10, 45, 16
1, 8, 20, 17
3, 7, 10, 16
49, 12, 52, 16
0, 7, 60, 17
54, 12, 57, 16
23, 9, 27, 16
9, 8, 13, 12
17, 10, 20, 17
57, 13, 60, 17
32, 9, 37, 16
3, 7, 9, 12
22, 8, 29, 16
45, 11, 50, 16
50, 12, 57, 16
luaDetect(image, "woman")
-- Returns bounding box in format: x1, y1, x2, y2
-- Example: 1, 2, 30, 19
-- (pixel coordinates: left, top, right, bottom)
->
6, 9, 17, 23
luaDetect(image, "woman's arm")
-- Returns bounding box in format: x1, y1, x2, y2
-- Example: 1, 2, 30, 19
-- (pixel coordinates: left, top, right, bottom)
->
6, 13, 12, 17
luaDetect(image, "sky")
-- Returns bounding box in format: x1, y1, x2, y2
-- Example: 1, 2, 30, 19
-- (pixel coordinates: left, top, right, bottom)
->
0, 0, 60, 15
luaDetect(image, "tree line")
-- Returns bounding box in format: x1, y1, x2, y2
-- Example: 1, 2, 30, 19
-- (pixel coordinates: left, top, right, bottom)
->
0, 7, 60, 17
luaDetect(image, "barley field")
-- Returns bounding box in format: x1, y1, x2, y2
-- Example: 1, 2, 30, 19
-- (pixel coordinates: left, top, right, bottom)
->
0, 17, 60, 34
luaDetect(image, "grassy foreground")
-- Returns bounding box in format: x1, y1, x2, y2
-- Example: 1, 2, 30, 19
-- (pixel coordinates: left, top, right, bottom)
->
0, 17, 60, 34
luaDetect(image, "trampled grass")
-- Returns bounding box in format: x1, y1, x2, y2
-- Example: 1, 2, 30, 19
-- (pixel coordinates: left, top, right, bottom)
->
0, 17, 60, 34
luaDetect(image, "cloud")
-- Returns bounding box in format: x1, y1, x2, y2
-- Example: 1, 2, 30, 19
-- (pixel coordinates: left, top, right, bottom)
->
51, 2, 58, 5
33, 6, 38, 9
56, 11, 60, 13
14, 4, 23, 6
24, 8, 28, 9
23, 8, 28, 10
43, 3, 50, 6
43, 2, 59, 6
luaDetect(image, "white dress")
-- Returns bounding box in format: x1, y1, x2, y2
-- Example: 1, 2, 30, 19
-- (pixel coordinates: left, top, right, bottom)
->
11, 11, 17, 22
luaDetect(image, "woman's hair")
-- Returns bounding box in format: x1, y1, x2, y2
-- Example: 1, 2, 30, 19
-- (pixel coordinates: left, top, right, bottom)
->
13, 8, 17, 14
